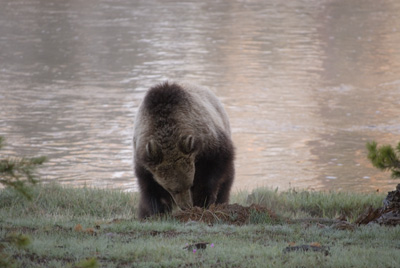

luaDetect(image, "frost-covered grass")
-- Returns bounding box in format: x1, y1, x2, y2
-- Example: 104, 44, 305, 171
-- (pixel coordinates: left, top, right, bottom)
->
1, 183, 399, 267
236, 186, 385, 221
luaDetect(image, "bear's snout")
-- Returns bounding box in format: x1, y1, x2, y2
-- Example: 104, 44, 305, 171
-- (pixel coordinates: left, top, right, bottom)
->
171, 190, 192, 210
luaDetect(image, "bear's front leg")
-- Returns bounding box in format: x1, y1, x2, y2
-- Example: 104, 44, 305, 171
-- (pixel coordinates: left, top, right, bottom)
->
191, 167, 218, 208
192, 147, 234, 208
135, 164, 174, 219
138, 193, 173, 219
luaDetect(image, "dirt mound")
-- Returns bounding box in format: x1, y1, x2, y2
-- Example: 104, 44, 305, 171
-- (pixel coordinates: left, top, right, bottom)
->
172, 203, 277, 225
356, 184, 400, 226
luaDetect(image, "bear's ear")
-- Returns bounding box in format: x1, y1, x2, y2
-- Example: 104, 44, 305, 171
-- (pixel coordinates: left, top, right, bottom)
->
179, 135, 197, 154
146, 140, 162, 163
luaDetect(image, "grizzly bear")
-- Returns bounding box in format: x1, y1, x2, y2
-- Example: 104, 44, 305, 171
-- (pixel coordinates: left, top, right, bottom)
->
133, 81, 235, 219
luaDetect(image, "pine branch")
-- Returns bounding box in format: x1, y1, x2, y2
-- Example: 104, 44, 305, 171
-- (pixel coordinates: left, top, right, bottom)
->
0, 137, 46, 199
367, 141, 400, 179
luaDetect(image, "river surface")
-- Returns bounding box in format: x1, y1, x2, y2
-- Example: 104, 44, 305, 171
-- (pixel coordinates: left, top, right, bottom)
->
1, 0, 400, 193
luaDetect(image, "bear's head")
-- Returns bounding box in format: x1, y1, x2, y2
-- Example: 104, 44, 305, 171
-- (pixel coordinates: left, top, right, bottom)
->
141, 135, 199, 210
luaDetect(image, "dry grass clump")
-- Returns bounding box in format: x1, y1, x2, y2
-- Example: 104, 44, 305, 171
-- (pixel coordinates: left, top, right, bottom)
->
172, 203, 279, 225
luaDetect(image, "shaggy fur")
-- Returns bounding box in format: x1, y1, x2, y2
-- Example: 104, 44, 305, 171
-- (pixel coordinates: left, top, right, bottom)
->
133, 81, 235, 219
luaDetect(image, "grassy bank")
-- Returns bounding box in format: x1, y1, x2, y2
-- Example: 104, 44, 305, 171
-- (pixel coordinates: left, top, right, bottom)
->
1, 184, 399, 267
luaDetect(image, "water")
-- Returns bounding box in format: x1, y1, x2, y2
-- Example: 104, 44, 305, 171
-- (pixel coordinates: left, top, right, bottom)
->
1, 0, 400, 193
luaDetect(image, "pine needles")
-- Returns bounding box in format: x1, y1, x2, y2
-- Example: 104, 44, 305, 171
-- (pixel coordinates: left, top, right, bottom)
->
0, 136, 46, 199
366, 141, 400, 179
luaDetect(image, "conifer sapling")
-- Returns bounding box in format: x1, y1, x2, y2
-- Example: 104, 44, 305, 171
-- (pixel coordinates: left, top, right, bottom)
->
366, 141, 400, 179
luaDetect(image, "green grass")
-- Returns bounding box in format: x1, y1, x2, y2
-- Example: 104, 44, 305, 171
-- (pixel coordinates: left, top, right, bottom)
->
241, 187, 384, 221
1, 183, 399, 267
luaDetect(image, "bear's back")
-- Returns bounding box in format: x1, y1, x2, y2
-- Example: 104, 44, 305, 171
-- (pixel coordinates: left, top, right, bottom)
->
178, 82, 231, 136
134, 82, 231, 144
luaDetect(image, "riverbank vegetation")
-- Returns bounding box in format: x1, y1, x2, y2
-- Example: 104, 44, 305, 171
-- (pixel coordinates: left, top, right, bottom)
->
367, 141, 400, 179
1, 135, 399, 267
1, 183, 399, 267
0, 136, 46, 200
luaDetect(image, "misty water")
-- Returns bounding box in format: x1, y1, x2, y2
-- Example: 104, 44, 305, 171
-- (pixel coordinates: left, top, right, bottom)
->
1, 0, 400, 193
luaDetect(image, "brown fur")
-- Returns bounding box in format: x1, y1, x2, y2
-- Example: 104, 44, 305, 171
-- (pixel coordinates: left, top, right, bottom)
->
133, 81, 235, 219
